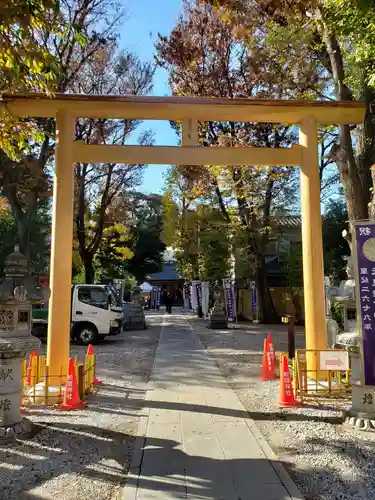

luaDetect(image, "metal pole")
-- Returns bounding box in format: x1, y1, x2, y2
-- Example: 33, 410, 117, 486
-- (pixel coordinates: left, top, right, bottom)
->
288, 316, 296, 359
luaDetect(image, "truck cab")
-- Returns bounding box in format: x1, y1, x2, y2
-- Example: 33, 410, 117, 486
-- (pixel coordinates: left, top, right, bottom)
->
70, 284, 123, 344
32, 284, 124, 345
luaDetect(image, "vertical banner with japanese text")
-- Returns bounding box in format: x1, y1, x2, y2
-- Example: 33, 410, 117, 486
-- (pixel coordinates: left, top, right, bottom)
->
191, 280, 199, 311
223, 278, 235, 322
183, 282, 191, 310
353, 221, 375, 385
151, 286, 157, 309
196, 281, 202, 311
201, 281, 210, 317
156, 285, 161, 309
251, 281, 257, 314
324, 276, 331, 317
233, 280, 237, 323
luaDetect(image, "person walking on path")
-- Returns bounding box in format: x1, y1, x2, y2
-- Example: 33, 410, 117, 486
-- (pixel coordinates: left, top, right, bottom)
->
165, 290, 173, 314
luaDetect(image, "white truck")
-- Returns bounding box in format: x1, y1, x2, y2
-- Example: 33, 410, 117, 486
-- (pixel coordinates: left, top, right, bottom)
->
32, 284, 124, 345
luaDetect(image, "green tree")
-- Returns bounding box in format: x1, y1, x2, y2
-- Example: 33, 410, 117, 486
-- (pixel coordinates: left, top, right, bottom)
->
73, 44, 154, 282
0, 199, 51, 274
162, 171, 201, 281
125, 193, 166, 283
94, 224, 133, 282
197, 207, 231, 281
0, 208, 18, 273
156, 1, 299, 321
323, 198, 349, 284
1, 0, 123, 258
279, 242, 303, 323
0, 0, 62, 157
0, 0, 60, 90
199, 0, 375, 225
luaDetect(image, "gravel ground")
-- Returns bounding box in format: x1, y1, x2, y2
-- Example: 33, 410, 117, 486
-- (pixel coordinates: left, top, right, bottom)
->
0, 312, 162, 500
188, 315, 375, 500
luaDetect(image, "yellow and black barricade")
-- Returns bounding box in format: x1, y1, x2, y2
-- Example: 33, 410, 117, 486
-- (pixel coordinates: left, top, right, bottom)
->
21, 351, 97, 407
293, 349, 351, 404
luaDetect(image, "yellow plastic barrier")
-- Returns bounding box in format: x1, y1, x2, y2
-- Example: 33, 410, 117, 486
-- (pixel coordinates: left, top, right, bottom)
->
21, 351, 97, 407
84, 353, 95, 394
293, 349, 352, 404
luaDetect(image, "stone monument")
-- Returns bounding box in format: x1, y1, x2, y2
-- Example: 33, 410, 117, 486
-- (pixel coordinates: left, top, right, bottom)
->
0, 246, 41, 442
343, 386, 375, 431
126, 288, 147, 330
333, 255, 359, 348
209, 290, 228, 329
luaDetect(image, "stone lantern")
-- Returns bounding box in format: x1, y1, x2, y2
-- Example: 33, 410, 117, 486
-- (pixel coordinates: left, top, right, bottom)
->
209, 289, 228, 329
126, 287, 147, 330
0, 246, 41, 441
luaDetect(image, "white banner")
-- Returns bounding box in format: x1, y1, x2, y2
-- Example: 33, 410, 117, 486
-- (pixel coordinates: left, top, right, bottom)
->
183, 283, 190, 310
191, 281, 199, 311
324, 276, 330, 316
201, 281, 210, 317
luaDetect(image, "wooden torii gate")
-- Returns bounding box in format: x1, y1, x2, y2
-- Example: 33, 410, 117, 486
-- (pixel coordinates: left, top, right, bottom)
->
1, 93, 365, 380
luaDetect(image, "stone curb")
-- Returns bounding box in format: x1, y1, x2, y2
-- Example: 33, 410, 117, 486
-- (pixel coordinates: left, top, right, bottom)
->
244, 417, 304, 499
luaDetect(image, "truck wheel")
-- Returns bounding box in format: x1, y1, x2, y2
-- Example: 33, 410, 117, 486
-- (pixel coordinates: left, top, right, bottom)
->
75, 324, 98, 345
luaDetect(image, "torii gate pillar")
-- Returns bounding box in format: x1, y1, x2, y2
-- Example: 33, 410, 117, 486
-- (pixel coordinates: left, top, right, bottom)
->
46, 110, 75, 383
299, 116, 327, 376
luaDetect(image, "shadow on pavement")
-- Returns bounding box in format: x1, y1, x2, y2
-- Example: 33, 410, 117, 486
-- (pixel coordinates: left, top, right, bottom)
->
65, 389, 341, 424
0, 420, 369, 500
125, 433, 369, 500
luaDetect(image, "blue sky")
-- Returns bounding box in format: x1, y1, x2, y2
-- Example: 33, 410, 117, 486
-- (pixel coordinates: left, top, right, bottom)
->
119, 0, 182, 194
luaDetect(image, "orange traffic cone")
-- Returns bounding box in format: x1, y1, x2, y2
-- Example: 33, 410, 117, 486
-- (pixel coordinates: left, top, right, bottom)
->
60, 358, 86, 411
267, 331, 277, 368
261, 339, 277, 380
86, 344, 102, 385
279, 354, 300, 408
26, 350, 37, 386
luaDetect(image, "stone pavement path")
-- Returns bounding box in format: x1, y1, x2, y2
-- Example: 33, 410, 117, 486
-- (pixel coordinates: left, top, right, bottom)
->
123, 314, 303, 500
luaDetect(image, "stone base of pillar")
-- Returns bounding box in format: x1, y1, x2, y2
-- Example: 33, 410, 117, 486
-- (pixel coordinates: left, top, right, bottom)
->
343, 385, 375, 432
343, 412, 375, 432
208, 319, 228, 329
0, 417, 34, 443
126, 301, 147, 331
26, 382, 63, 405
208, 290, 228, 329
208, 304, 228, 329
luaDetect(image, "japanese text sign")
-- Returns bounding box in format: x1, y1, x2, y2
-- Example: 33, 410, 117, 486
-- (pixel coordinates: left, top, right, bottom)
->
354, 222, 375, 385
251, 281, 257, 314
223, 278, 235, 321
196, 281, 202, 309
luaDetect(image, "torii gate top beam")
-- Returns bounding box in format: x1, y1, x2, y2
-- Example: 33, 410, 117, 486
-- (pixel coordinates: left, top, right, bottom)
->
0, 93, 366, 124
